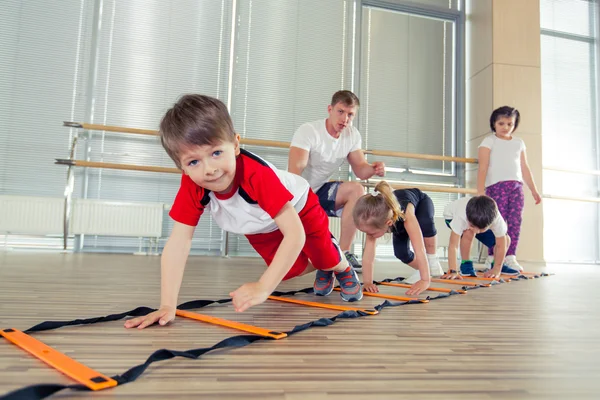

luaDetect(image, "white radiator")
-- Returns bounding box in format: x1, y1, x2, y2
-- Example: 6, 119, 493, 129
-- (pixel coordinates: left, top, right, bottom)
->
0, 196, 163, 238
0, 195, 64, 234
71, 199, 163, 237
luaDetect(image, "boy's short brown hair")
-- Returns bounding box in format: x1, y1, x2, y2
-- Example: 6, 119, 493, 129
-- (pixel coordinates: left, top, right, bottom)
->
160, 94, 235, 168
466, 195, 498, 230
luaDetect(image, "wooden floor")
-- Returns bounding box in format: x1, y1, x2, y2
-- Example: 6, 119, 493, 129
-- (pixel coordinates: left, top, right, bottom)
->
0, 252, 599, 399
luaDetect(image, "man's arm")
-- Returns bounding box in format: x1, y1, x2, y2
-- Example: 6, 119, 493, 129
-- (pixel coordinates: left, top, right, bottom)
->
347, 149, 385, 180
288, 146, 310, 176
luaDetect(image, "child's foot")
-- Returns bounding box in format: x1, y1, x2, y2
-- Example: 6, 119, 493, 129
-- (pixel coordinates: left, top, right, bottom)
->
404, 269, 422, 284
484, 255, 494, 269
500, 264, 520, 276
486, 260, 520, 276
334, 267, 363, 302
313, 269, 335, 296
344, 252, 362, 273
504, 255, 523, 271
460, 260, 477, 277
427, 254, 444, 276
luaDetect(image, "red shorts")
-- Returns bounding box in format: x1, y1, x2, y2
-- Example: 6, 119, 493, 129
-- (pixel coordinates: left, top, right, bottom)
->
246, 189, 343, 280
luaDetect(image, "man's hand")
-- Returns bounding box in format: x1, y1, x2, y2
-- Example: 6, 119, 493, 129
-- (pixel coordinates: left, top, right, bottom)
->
372, 161, 386, 177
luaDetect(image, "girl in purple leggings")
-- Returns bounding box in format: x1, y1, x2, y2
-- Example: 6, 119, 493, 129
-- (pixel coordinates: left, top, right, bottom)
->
477, 106, 542, 271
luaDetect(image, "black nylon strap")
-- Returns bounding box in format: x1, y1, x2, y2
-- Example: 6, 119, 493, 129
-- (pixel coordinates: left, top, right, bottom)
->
379, 276, 481, 291
0, 280, 465, 400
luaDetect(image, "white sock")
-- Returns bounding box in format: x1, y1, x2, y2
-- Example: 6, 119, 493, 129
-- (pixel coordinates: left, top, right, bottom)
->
426, 253, 444, 276
404, 269, 422, 284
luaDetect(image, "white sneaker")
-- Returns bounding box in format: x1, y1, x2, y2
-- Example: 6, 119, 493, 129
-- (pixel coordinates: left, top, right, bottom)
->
427, 254, 444, 277
484, 255, 494, 269
404, 269, 422, 284
504, 255, 523, 271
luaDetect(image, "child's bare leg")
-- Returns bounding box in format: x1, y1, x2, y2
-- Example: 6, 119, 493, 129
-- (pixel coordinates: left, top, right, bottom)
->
423, 236, 437, 254
323, 258, 350, 273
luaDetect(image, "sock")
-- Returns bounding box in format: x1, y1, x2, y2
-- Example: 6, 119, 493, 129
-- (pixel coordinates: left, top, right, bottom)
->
461, 259, 472, 264
337, 266, 351, 274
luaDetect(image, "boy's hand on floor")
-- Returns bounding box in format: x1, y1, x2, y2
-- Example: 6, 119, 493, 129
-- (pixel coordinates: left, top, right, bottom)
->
363, 282, 379, 293
441, 271, 463, 280
483, 267, 502, 279
230, 282, 270, 312
124, 305, 175, 329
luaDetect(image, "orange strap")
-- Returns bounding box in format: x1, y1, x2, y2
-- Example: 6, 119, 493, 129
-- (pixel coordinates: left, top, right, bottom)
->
466, 276, 502, 282
431, 278, 490, 287
379, 282, 467, 295
268, 296, 379, 315
1, 328, 117, 391
333, 288, 428, 303
175, 310, 287, 339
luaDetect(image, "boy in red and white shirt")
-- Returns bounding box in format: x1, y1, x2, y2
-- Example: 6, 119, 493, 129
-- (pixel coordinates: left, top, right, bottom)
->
125, 94, 362, 329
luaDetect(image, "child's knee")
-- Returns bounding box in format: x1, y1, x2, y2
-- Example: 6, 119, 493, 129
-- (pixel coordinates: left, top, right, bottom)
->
394, 247, 414, 264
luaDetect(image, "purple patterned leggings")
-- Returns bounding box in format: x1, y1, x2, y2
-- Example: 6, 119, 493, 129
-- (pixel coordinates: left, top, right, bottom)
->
485, 180, 524, 256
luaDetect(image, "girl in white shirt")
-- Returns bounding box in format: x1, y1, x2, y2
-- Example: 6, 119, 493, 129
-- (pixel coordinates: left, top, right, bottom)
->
477, 106, 541, 271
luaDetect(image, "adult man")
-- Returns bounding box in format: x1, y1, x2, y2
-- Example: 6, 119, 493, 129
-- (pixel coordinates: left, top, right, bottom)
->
288, 90, 385, 272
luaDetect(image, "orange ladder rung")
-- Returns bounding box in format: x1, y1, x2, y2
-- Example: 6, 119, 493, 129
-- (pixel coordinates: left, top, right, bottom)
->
379, 282, 467, 294
333, 288, 428, 303
175, 310, 287, 340
268, 296, 379, 315
1, 328, 118, 391
431, 278, 490, 287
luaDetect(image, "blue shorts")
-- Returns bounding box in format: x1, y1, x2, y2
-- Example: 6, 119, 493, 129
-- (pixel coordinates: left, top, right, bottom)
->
315, 181, 343, 217
445, 219, 496, 248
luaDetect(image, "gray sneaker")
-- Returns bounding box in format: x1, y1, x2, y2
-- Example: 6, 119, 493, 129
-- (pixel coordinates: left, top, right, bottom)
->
345, 252, 362, 273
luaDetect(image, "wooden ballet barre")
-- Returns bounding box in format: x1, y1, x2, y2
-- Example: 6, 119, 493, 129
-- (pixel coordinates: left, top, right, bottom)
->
363, 149, 476, 164
63, 121, 477, 164
55, 159, 180, 174
542, 194, 600, 204
55, 159, 479, 195
64, 121, 159, 136
364, 181, 476, 195
543, 165, 600, 177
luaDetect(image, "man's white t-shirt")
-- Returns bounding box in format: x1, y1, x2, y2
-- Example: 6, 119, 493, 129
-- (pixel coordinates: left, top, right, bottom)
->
290, 119, 362, 192
443, 197, 507, 237
478, 134, 526, 188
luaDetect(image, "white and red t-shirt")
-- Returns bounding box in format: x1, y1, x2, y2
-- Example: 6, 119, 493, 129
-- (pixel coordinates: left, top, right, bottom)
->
169, 149, 310, 235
